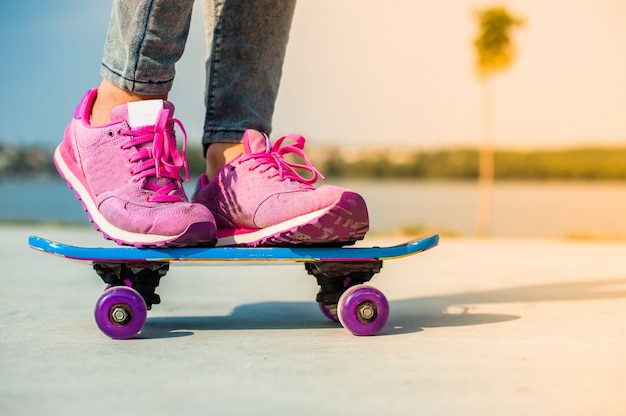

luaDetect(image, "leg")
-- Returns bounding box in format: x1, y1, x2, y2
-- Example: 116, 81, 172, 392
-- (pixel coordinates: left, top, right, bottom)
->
201, 0, 296, 177
55, 0, 217, 247
93, 0, 194, 125
192, 1, 369, 247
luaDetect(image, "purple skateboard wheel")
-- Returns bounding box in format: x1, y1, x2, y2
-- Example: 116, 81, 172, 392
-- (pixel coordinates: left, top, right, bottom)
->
337, 285, 389, 336
318, 301, 340, 322
94, 286, 147, 339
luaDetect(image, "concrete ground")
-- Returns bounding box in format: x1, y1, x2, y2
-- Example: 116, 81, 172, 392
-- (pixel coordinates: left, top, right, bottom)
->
1, 224, 625, 415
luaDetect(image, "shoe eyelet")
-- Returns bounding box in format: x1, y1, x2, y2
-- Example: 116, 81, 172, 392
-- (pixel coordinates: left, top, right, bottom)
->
108, 131, 115, 137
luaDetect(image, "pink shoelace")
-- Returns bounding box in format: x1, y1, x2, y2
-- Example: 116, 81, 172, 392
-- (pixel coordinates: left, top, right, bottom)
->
120, 109, 189, 202
242, 133, 325, 186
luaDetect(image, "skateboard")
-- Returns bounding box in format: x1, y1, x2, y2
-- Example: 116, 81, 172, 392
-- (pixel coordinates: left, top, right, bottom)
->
28, 234, 439, 339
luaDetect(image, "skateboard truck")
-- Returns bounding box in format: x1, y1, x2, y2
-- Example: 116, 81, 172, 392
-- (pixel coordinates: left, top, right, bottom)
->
306, 260, 383, 307
93, 262, 169, 310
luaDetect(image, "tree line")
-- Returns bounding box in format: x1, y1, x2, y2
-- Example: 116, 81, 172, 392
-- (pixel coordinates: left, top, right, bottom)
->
317, 147, 626, 181
3, 142, 626, 181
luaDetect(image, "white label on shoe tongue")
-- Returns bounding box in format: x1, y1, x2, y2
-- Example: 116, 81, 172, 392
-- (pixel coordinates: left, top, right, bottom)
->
127, 99, 164, 128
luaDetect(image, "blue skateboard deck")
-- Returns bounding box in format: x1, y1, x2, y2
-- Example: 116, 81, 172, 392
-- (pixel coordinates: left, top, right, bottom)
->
28, 234, 439, 338
28, 234, 439, 263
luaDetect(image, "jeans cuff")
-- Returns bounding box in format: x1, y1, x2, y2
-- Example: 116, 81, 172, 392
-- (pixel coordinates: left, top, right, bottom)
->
202, 129, 247, 156
100, 63, 174, 95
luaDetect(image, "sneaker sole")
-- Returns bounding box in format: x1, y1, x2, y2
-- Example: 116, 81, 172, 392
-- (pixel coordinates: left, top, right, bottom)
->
53, 145, 216, 248
215, 192, 369, 247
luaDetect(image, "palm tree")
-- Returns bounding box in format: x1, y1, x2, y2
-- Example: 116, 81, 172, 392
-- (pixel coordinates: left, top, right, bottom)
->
473, 6, 524, 236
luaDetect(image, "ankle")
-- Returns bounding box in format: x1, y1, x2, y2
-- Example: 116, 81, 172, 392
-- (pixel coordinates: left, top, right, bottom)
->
91, 79, 168, 126
205, 142, 245, 179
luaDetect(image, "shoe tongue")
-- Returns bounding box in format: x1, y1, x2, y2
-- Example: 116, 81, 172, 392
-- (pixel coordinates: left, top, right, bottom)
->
110, 100, 183, 187
243, 130, 271, 154
110, 99, 174, 128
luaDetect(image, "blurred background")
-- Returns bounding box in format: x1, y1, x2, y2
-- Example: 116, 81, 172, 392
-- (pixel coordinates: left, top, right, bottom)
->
1, 0, 625, 239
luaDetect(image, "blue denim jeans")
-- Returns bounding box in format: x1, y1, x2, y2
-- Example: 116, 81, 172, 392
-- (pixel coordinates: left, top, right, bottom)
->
101, 0, 296, 147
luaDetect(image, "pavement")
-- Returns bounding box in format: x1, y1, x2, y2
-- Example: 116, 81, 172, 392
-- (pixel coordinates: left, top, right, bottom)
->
1, 224, 625, 415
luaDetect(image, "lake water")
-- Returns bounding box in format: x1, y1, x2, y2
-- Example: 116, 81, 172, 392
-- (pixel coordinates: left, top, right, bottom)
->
3, 178, 626, 239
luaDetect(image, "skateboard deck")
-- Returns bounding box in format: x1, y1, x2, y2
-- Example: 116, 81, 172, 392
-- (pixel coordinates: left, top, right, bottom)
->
28, 234, 439, 339
28, 234, 438, 263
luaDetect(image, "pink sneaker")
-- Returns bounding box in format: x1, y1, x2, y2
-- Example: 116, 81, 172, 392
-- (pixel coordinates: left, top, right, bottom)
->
192, 130, 369, 246
54, 89, 216, 247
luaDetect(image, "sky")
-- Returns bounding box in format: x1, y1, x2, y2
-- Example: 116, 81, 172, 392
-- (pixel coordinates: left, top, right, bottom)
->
1, 0, 625, 149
